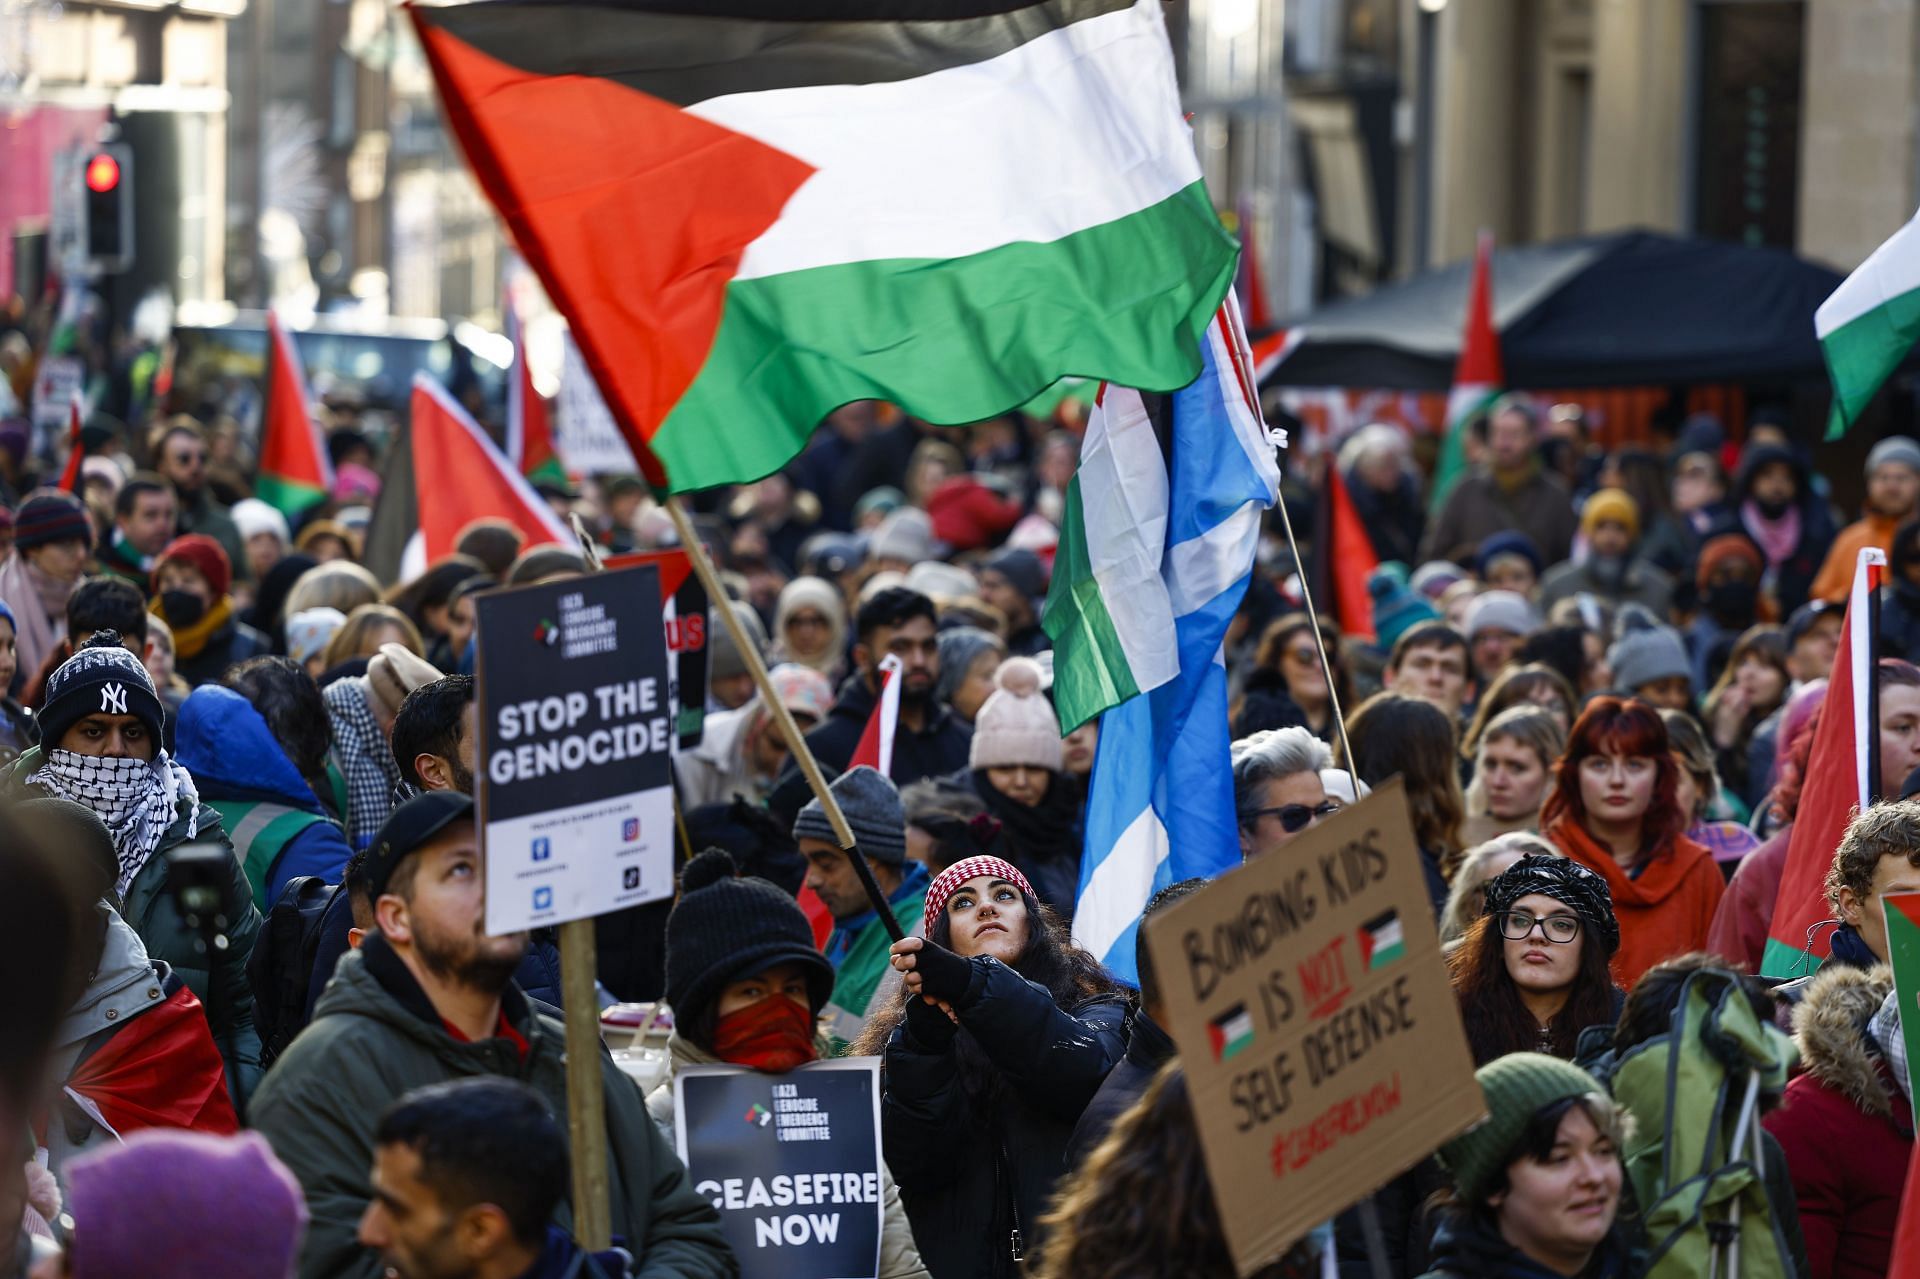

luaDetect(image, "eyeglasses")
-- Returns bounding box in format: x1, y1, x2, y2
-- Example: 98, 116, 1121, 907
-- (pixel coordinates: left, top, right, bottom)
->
1249, 801, 1339, 834
1497, 910, 1582, 944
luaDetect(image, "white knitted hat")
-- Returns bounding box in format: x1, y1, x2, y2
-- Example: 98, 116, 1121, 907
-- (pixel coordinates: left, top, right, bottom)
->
968, 658, 1064, 772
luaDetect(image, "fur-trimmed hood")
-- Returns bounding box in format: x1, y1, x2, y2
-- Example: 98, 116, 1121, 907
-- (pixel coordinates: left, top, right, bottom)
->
1792, 962, 1897, 1119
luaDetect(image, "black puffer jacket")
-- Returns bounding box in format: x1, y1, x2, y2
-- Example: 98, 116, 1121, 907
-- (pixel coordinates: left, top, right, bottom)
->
881, 958, 1126, 1279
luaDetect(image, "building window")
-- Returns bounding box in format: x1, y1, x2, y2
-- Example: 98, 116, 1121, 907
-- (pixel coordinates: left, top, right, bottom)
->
1692, 0, 1805, 248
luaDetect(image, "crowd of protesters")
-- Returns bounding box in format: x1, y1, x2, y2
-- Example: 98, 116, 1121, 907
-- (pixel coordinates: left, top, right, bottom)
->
0, 369, 1917, 1279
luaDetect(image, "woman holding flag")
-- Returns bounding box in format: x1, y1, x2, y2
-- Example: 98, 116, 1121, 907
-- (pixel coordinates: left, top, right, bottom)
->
859, 856, 1127, 1279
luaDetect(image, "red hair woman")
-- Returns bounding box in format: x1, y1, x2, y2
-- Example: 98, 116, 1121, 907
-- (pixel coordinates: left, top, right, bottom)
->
1542, 697, 1726, 986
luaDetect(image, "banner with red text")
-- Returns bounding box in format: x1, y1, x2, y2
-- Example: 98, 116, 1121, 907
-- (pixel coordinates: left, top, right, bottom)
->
1142, 779, 1483, 1273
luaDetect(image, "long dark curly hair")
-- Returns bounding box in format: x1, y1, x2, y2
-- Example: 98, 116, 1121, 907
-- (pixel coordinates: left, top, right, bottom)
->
1448, 912, 1618, 1065
850, 885, 1124, 1105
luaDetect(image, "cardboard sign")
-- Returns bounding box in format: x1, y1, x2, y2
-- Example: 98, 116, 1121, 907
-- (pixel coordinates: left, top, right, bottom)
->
475, 564, 675, 934
604, 549, 708, 751
1143, 779, 1483, 1274
675, 1058, 885, 1279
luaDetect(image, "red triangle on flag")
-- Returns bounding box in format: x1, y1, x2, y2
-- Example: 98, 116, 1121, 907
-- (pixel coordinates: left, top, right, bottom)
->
1456, 231, 1503, 387
849, 656, 902, 776
258, 310, 334, 513
411, 13, 815, 488
409, 373, 573, 561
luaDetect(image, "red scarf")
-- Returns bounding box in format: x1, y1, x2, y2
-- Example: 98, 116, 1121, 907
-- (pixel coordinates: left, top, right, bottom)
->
713, 998, 817, 1074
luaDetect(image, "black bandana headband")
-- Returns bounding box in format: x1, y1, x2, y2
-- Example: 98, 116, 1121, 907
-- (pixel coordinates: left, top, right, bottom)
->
1482, 853, 1621, 957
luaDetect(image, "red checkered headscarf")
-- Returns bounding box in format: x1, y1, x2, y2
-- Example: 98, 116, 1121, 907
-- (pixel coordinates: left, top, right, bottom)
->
923, 856, 1034, 936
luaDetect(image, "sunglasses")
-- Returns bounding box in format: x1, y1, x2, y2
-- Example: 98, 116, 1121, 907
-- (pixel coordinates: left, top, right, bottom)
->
1249, 801, 1339, 834
1497, 910, 1581, 944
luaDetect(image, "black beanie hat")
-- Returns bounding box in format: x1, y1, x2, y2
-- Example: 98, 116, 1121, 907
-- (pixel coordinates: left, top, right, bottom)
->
664, 849, 835, 1024
38, 633, 166, 753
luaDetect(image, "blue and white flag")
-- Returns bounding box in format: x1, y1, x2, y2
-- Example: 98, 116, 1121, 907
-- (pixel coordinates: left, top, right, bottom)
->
1059, 297, 1281, 984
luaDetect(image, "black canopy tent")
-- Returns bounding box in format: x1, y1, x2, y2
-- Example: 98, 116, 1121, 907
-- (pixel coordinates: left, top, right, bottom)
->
1262, 230, 1846, 392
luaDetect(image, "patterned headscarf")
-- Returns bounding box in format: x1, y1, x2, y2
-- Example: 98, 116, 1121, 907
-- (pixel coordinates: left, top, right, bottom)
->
28, 748, 198, 895
1482, 853, 1621, 957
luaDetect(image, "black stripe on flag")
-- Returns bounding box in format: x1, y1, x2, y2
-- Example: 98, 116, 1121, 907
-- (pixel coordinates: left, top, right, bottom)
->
416, 0, 1135, 107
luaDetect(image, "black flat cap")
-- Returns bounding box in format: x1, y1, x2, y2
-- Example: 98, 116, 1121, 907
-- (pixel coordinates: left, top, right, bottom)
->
366, 791, 475, 898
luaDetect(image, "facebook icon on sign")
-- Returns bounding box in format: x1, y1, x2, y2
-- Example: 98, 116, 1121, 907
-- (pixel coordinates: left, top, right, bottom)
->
533, 886, 553, 911
531, 837, 551, 862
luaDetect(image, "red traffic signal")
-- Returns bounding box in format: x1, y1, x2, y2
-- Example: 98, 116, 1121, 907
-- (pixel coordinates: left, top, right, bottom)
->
84, 153, 120, 193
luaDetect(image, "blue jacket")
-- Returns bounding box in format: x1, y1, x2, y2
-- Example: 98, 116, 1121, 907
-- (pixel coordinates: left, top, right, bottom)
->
176, 685, 354, 908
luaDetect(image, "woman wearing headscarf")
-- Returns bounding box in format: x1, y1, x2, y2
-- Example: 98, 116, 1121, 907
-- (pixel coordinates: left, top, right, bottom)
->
934, 626, 1006, 725
646, 850, 927, 1278
966, 658, 1080, 921
1451, 855, 1625, 1065
0, 633, 263, 1104
856, 856, 1127, 1279
773, 575, 849, 681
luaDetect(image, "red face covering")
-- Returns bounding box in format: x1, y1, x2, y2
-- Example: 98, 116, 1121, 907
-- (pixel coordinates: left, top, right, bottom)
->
711, 996, 818, 1074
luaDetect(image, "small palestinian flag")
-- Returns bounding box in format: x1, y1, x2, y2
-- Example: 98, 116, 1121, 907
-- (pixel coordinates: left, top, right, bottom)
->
1358, 909, 1406, 970
1208, 1004, 1255, 1063
407, 0, 1238, 493
1883, 892, 1920, 1279
257, 310, 334, 516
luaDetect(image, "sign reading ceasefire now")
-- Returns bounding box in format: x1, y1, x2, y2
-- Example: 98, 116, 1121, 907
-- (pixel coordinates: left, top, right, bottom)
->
1143, 779, 1485, 1275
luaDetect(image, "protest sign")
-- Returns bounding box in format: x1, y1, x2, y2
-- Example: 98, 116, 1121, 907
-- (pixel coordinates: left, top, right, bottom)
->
605, 549, 708, 750
557, 334, 642, 473
1883, 893, 1920, 1109
675, 1058, 885, 1279
475, 563, 675, 935
1143, 778, 1483, 1274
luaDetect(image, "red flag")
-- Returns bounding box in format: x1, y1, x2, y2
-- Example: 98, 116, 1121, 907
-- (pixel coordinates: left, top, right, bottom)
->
848, 655, 902, 775
257, 310, 334, 514
58, 986, 239, 1140
1764, 547, 1884, 978
1316, 458, 1378, 641
506, 290, 567, 486
59, 394, 85, 494
1891, 1139, 1920, 1279
409, 374, 573, 560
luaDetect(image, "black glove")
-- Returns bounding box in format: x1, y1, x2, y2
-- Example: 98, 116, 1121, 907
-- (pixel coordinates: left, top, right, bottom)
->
902, 994, 958, 1050
910, 939, 975, 1004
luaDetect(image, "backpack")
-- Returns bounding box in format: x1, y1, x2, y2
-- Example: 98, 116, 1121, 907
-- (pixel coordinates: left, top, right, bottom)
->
247, 875, 343, 1068
1602, 967, 1799, 1279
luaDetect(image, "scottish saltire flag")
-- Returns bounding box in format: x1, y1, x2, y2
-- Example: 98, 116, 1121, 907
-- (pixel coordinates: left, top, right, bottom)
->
1051, 297, 1281, 984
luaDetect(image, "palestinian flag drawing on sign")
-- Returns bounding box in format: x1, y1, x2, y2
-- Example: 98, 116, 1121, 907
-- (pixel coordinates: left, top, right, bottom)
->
408, 0, 1238, 493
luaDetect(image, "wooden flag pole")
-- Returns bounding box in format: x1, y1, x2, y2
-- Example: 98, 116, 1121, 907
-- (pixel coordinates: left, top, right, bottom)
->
662, 500, 905, 942
559, 515, 612, 1250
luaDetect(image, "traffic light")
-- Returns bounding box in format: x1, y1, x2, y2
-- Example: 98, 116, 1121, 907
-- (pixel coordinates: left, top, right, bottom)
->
81, 144, 132, 273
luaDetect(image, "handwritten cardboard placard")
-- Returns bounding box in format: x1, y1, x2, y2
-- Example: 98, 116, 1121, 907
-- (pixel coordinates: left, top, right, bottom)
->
1143, 778, 1484, 1274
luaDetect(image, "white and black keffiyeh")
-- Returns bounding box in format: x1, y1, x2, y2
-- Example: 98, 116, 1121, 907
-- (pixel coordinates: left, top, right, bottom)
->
325, 676, 401, 848
29, 748, 198, 896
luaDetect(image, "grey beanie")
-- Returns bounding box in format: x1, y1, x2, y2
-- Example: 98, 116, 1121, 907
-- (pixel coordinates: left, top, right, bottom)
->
1463, 589, 1538, 640
707, 600, 769, 684
792, 765, 908, 865
1868, 436, 1920, 477
1608, 620, 1691, 693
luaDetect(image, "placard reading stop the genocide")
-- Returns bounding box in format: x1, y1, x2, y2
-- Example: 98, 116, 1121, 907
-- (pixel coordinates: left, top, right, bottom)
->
475, 563, 675, 935
1142, 779, 1485, 1275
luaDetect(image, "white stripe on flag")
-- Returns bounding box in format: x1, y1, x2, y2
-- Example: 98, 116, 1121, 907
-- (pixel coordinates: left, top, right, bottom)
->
1074, 803, 1168, 964
1817, 209, 1920, 336
691, 2, 1197, 281
1167, 503, 1264, 617
1850, 549, 1885, 807
1077, 384, 1178, 689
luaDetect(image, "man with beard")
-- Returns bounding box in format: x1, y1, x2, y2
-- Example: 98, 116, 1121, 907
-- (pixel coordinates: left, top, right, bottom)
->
154, 418, 247, 581
1538, 488, 1675, 616
1811, 436, 1920, 603
393, 676, 478, 795
770, 588, 971, 825
1419, 396, 1580, 567
249, 792, 732, 1279
360, 1078, 633, 1279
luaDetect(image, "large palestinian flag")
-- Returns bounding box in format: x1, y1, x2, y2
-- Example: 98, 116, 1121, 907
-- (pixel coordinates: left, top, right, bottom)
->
408, 0, 1238, 493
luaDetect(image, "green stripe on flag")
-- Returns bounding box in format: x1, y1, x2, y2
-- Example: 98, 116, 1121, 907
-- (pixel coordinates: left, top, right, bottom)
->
1821, 290, 1920, 440
648, 181, 1236, 493
1760, 935, 1821, 982
1882, 892, 1920, 1105
254, 473, 329, 518
1428, 387, 1500, 514
1044, 475, 1140, 732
